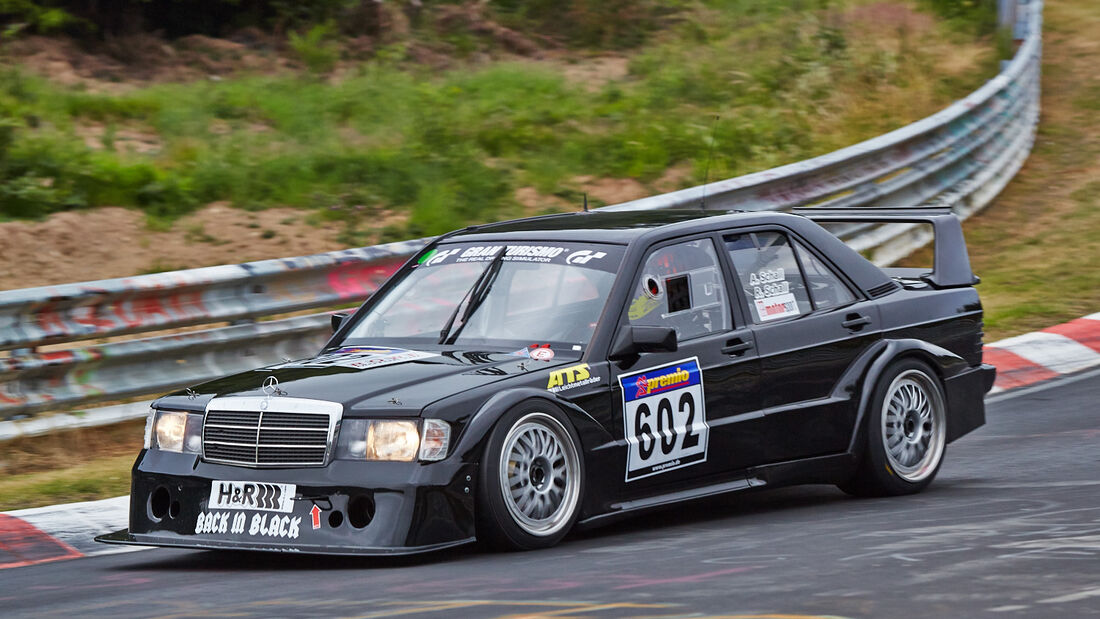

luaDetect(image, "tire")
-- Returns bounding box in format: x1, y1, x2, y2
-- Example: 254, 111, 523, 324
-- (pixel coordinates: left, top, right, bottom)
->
840, 359, 947, 497
476, 401, 585, 551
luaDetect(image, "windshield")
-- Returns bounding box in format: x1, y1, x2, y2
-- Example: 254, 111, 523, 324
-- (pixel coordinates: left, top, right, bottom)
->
344, 242, 625, 350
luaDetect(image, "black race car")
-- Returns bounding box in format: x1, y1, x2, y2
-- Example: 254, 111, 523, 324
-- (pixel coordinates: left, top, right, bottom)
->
98, 208, 995, 555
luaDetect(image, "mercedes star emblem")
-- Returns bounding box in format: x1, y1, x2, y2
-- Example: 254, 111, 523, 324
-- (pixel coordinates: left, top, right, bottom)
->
262, 375, 282, 396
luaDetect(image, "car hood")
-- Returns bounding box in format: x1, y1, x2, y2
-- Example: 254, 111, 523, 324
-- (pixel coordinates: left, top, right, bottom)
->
155, 345, 578, 415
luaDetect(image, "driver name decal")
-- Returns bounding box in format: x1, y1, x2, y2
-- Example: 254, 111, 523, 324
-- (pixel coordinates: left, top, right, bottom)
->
749, 267, 801, 321
620, 357, 709, 481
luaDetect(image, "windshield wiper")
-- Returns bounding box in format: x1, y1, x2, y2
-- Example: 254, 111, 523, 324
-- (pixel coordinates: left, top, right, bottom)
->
438, 248, 507, 345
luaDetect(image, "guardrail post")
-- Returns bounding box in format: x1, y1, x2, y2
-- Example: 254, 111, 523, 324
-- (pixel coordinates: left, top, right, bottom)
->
998, 0, 1018, 33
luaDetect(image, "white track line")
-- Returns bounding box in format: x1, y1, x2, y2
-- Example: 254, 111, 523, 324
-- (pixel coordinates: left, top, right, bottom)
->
4, 496, 142, 556
987, 331, 1100, 375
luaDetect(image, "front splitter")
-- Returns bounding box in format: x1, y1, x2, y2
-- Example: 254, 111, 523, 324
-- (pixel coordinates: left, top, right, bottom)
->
95, 528, 476, 557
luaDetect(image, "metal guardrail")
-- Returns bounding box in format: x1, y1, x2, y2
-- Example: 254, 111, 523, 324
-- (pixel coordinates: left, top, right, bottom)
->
0, 1, 1042, 421
0, 239, 427, 416
0, 239, 427, 352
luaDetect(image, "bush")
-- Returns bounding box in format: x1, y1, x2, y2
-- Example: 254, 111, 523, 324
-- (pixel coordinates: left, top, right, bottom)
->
491, 0, 673, 48
289, 22, 340, 74
919, 0, 997, 36
0, 1, 83, 37
0, 0, 366, 38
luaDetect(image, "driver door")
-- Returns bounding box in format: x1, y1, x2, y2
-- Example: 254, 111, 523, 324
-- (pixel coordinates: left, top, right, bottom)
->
610, 236, 764, 499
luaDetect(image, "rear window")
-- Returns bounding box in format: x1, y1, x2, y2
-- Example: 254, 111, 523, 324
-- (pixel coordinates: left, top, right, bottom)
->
725, 231, 811, 324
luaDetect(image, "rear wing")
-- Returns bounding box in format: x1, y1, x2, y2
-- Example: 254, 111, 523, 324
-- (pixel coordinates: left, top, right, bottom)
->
792, 207, 978, 288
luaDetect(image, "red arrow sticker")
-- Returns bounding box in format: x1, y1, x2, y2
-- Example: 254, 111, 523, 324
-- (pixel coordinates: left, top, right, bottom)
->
310, 504, 322, 530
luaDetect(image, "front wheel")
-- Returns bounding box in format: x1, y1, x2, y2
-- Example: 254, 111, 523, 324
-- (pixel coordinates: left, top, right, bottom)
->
476, 402, 584, 550
841, 359, 947, 497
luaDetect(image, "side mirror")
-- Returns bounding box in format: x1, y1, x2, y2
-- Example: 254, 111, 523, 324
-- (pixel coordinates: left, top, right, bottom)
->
331, 312, 350, 334
609, 325, 678, 359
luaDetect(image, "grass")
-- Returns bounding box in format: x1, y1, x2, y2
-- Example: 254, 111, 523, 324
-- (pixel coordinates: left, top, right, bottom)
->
0, 419, 143, 510
0, 0, 1001, 244
0, 454, 134, 511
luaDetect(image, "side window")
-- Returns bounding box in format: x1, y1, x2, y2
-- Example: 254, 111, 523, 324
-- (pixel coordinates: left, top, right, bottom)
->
725, 231, 811, 324
793, 241, 857, 310
629, 239, 730, 341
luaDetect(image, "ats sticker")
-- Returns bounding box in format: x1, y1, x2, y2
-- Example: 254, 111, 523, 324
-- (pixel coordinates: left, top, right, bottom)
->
269, 346, 437, 370
547, 364, 600, 393
619, 358, 709, 481
208, 481, 295, 513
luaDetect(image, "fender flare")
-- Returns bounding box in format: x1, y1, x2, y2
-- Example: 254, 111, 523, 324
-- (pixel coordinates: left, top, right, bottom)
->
843, 338, 971, 455
450, 387, 609, 462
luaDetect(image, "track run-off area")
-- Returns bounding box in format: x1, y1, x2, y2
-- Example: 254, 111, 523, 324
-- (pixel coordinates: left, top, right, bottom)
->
0, 369, 1097, 618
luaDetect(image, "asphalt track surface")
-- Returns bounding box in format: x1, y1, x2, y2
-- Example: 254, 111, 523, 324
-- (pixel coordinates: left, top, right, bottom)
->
2, 372, 1098, 618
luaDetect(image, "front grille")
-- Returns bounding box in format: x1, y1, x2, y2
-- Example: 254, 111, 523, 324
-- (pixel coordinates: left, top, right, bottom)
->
203, 408, 334, 467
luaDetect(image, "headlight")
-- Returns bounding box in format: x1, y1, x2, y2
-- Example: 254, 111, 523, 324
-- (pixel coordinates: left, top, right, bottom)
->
149, 410, 203, 454
337, 419, 450, 462
367, 420, 420, 461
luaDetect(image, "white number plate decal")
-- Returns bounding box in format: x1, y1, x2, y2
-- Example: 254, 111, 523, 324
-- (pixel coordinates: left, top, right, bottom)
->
208, 481, 296, 513
620, 357, 709, 481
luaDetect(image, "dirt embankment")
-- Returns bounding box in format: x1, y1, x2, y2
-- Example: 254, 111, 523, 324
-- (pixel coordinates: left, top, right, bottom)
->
0, 205, 345, 290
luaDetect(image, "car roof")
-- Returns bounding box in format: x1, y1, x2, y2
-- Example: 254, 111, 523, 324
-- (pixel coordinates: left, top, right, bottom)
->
449, 209, 789, 244
444, 209, 897, 297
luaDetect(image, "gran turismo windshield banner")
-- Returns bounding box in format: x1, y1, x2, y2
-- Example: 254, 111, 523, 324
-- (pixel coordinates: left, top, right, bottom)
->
417, 243, 625, 273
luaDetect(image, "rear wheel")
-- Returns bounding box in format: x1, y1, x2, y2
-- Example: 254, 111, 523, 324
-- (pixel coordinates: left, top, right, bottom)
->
477, 402, 584, 550
841, 359, 947, 497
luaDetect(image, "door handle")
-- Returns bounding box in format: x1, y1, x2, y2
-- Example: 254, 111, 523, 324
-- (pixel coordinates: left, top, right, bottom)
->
842, 314, 872, 331
721, 338, 753, 356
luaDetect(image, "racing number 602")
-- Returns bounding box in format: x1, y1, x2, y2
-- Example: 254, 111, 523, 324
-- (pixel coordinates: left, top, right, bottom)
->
634, 391, 699, 460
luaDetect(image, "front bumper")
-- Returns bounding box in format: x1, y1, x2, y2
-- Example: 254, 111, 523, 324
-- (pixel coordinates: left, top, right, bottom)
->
95, 529, 474, 556
95, 450, 479, 556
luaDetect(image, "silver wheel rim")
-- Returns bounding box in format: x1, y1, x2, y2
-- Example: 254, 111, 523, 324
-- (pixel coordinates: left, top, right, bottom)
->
881, 369, 946, 482
498, 412, 581, 537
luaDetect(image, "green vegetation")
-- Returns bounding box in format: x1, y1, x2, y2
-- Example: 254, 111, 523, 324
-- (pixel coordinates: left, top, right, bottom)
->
0, 0, 1001, 243
288, 22, 341, 74
0, 453, 134, 510
0, 0, 82, 37
0, 418, 142, 510
918, 0, 997, 35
